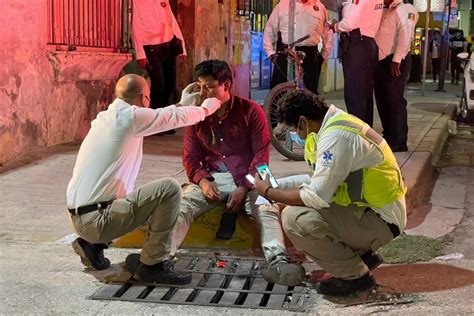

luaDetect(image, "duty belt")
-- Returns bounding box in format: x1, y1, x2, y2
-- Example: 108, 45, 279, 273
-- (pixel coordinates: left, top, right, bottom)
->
68, 201, 112, 216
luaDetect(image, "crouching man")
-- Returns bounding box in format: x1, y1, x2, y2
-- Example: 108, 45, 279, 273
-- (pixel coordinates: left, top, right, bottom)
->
254, 90, 406, 296
66, 74, 221, 285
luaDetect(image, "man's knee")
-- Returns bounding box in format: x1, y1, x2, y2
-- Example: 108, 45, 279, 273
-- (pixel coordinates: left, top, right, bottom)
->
282, 206, 326, 238
154, 177, 181, 198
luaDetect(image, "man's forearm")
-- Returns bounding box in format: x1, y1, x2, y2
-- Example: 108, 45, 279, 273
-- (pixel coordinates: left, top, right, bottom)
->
265, 188, 305, 207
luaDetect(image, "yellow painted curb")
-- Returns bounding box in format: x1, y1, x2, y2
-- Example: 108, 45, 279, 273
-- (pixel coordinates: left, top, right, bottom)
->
112, 206, 261, 250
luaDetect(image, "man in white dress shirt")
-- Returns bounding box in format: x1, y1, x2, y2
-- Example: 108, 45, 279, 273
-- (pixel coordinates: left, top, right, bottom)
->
132, 0, 186, 127
331, 0, 384, 126
254, 90, 406, 296
263, 0, 333, 94
67, 74, 221, 284
374, 0, 418, 152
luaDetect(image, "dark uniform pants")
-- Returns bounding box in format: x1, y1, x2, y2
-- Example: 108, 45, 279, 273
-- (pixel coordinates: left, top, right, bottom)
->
143, 37, 182, 109
270, 46, 324, 94
373, 54, 411, 150
341, 33, 378, 126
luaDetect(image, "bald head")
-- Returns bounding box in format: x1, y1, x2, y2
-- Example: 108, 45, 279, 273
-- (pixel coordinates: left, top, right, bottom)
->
115, 74, 149, 106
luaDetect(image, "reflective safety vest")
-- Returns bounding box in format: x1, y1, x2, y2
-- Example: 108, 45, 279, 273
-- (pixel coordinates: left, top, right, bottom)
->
304, 113, 406, 208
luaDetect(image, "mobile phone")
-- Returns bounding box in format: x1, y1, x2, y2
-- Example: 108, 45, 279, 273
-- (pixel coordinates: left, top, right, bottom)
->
256, 164, 279, 188
245, 174, 255, 184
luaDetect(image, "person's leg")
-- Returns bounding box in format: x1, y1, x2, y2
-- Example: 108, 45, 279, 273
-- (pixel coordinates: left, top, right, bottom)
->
301, 49, 323, 94
282, 204, 394, 280
246, 190, 288, 264
390, 56, 410, 150
432, 58, 440, 81
246, 192, 305, 286
373, 57, 393, 144
158, 48, 177, 108
95, 178, 182, 264
342, 38, 378, 126
144, 45, 166, 109
171, 183, 221, 254
270, 54, 288, 89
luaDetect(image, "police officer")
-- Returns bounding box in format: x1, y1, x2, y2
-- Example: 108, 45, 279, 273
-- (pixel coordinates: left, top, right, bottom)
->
331, 0, 384, 126
254, 90, 406, 296
264, 0, 333, 94
374, 0, 419, 152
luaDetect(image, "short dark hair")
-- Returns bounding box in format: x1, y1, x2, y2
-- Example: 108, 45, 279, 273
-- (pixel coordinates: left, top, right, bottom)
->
276, 89, 329, 127
195, 59, 233, 85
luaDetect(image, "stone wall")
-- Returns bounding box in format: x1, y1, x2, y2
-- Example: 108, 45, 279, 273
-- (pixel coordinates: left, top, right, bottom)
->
0, 1, 131, 166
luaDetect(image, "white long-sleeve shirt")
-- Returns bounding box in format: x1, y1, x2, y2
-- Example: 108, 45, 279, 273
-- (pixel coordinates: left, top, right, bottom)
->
375, 0, 419, 62
337, 0, 384, 38
298, 105, 407, 230
263, 0, 334, 60
131, 0, 186, 60
66, 99, 206, 209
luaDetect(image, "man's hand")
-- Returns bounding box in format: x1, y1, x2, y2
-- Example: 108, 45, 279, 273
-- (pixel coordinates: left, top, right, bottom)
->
268, 53, 278, 64
137, 58, 148, 69
226, 186, 247, 214
179, 55, 187, 63
199, 178, 221, 201
254, 173, 272, 197
201, 97, 222, 116
178, 83, 201, 107
390, 61, 401, 77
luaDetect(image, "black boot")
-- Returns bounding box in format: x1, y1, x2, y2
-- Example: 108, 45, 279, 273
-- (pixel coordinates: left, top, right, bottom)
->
72, 237, 110, 270
316, 272, 376, 296
133, 260, 192, 285
361, 250, 383, 271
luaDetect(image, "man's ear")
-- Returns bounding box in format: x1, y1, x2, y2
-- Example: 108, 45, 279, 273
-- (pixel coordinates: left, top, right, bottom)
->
223, 80, 232, 92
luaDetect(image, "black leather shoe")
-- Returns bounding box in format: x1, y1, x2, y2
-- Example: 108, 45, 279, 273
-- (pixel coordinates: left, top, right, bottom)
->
133, 260, 192, 285
72, 237, 110, 270
361, 250, 383, 271
316, 272, 376, 296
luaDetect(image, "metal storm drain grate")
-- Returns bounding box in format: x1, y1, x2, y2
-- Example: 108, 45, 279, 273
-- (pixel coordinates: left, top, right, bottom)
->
90, 255, 314, 312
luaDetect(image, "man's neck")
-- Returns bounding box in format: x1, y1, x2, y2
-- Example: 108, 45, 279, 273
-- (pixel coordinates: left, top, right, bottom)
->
214, 94, 232, 118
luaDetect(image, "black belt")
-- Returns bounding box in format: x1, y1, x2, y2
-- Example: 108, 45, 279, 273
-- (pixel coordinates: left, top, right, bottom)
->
68, 201, 112, 216
365, 208, 400, 238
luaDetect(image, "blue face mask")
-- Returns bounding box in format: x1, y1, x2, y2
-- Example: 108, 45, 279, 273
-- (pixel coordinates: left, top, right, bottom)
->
289, 131, 306, 146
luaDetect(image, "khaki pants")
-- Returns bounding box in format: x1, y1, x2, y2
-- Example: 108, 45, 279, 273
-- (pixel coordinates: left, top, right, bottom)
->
173, 172, 288, 264
70, 178, 181, 265
282, 204, 394, 279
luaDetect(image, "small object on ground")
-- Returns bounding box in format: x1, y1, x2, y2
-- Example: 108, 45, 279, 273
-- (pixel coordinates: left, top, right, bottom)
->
435, 252, 464, 261
216, 260, 227, 268
261, 262, 306, 286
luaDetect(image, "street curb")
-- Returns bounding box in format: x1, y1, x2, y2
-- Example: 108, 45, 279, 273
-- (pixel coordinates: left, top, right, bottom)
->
403, 107, 455, 218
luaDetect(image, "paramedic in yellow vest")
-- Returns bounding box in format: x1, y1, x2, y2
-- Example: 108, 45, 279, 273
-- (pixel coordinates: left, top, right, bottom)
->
254, 89, 406, 296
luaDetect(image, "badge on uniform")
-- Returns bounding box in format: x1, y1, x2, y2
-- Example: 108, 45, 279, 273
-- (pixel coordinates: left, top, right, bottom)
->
321, 150, 334, 167
351, 0, 359, 4
313, 5, 319, 11
161, 1, 167, 7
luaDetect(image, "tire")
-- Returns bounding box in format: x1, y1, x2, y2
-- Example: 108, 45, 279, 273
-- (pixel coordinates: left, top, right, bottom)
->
263, 82, 309, 161
458, 82, 474, 124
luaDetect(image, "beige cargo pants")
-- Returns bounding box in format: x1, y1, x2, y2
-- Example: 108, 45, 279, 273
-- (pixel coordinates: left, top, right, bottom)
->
70, 178, 181, 266
282, 203, 395, 279
172, 172, 289, 264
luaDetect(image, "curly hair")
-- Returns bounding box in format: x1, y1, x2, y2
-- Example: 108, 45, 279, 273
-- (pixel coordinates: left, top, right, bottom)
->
195, 60, 233, 85
275, 89, 329, 127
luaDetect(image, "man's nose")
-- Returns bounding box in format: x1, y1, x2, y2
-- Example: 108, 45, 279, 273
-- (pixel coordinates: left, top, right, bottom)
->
199, 87, 207, 98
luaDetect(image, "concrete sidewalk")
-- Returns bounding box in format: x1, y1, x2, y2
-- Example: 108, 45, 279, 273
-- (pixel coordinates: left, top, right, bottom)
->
0, 81, 464, 314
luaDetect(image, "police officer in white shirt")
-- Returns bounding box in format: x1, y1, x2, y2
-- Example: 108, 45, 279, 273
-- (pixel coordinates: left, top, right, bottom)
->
264, 0, 333, 94
67, 74, 221, 284
132, 0, 186, 115
374, 0, 418, 152
331, 0, 384, 126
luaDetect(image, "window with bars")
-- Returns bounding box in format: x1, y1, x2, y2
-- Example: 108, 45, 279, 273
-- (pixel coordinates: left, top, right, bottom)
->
47, 0, 131, 52
237, 0, 274, 32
